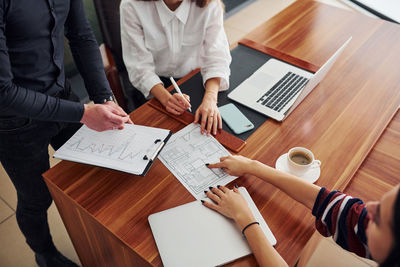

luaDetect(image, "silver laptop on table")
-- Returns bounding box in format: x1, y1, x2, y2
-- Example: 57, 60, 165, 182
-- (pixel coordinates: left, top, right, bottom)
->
228, 37, 352, 121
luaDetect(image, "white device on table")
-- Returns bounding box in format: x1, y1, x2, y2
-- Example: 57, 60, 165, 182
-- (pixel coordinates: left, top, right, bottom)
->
148, 187, 276, 267
228, 37, 352, 121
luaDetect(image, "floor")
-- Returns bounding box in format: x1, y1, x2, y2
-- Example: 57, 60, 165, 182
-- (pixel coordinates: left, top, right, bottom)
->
0, 0, 385, 266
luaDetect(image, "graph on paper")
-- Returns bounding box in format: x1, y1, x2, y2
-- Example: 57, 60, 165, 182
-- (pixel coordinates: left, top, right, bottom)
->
54, 124, 171, 175
159, 123, 237, 199
65, 134, 141, 162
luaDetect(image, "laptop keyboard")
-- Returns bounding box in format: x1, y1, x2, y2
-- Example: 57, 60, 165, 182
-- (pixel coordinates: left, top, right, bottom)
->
256, 72, 309, 112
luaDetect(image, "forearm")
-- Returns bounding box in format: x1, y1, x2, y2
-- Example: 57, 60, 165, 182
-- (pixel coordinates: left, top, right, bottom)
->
0, 82, 84, 122
247, 160, 320, 210
246, 227, 288, 267
203, 77, 220, 102
236, 216, 287, 267
150, 83, 170, 106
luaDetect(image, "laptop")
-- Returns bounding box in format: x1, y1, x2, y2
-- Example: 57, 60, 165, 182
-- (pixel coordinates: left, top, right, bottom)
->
148, 187, 276, 267
228, 37, 352, 121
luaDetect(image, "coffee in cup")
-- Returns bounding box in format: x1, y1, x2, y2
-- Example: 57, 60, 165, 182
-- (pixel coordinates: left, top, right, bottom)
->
287, 147, 321, 176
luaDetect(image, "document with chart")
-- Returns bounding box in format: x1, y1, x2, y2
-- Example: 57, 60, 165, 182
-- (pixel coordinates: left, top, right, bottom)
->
54, 124, 172, 176
159, 123, 237, 199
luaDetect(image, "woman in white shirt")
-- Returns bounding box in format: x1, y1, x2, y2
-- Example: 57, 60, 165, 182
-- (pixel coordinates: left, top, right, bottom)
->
120, 0, 231, 135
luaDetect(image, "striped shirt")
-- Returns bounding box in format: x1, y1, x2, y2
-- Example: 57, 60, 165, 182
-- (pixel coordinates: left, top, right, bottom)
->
312, 187, 371, 258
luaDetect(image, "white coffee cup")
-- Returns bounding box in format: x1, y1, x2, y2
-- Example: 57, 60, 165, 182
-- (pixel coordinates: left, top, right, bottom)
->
286, 147, 321, 176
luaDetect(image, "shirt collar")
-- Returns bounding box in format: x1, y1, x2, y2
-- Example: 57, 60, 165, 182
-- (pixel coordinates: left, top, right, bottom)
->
155, 0, 190, 27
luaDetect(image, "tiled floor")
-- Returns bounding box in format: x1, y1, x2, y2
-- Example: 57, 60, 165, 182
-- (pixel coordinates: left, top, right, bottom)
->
0, 0, 379, 266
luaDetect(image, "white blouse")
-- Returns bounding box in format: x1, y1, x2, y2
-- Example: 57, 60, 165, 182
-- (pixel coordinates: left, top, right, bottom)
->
120, 0, 231, 98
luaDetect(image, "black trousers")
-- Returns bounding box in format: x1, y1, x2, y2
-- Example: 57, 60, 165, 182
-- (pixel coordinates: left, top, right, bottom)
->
0, 86, 81, 254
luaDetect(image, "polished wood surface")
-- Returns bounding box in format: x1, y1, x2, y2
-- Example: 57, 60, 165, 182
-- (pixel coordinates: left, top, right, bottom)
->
43, 1, 400, 266
346, 109, 400, 199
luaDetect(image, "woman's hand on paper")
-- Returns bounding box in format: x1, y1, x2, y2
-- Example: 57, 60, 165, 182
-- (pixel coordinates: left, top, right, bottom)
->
207, 155, 254, 177
194, 96, 222, 136
202, 185, 255, 228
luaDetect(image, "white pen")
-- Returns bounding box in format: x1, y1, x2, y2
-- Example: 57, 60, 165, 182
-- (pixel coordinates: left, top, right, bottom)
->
169, 76, 192, 112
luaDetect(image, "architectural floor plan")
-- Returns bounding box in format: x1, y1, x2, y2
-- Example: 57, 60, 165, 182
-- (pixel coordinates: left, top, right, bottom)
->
159, 123, 237, 199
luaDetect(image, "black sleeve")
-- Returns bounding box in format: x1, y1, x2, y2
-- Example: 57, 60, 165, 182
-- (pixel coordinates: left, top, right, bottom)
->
64, 0, 113, 104
0, 0, 84, 122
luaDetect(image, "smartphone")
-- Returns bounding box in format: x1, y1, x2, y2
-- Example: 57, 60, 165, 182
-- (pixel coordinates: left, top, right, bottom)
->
219, 103, 254, 134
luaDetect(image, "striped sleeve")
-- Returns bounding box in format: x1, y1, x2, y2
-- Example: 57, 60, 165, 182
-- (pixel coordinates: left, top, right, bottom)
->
312, 187, 371, 258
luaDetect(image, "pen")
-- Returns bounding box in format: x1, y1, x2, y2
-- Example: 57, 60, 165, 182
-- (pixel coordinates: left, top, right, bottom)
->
169, 76, 192, 112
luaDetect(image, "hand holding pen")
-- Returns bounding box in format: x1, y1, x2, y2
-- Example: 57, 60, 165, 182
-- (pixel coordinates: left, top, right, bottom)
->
166, 77, 191, 114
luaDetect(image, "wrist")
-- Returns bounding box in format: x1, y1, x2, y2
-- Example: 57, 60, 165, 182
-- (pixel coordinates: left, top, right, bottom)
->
203, 92, 218, 103
160, 93, 171, 107
80, 104, 88, 123
94, 95, 114, 104
151, 84, 170, 107
235, 212, 256, 229
246, 159, 259, 175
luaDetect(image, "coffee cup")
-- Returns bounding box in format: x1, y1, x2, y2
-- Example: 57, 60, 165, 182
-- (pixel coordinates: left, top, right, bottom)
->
286, 147, 321, 176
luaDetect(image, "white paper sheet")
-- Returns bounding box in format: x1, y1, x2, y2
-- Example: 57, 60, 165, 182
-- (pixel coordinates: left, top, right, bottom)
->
54, 124, 171, 175
159, 123, 237, 199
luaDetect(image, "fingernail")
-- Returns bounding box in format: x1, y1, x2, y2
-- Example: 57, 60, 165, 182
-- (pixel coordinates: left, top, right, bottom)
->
234, 184, 238, 188
217, 185, 220, 189
201, 200, 205, 204
205, 163, 209, 166
204, 190, 208, 194
209, 186, 213, 190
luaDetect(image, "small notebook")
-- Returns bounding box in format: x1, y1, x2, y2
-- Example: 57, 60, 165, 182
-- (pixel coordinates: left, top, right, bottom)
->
54, 124, 172, 176
148, 187, 276, 267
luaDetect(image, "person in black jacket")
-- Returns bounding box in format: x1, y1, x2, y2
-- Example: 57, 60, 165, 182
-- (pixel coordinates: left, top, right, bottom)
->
0, 0, 131, 266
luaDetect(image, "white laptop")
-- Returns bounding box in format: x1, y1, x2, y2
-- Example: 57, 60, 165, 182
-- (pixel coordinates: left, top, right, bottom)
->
148, 187, 276, 267
228, 37, 352, 121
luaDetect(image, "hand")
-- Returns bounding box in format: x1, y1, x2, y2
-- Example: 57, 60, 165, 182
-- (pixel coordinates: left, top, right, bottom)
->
165, 93, 191, 115
103, 101, 134, 124
80, 103, 130, 131
202, 185, 255, 228
194, 97, 222, 136
207, 155, 254, 176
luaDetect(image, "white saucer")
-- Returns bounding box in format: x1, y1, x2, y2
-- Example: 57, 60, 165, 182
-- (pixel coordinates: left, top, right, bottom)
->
275, 153, 320, 183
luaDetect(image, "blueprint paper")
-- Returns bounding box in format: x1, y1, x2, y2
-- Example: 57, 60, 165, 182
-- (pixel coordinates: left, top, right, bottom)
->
159, 123, 237, 199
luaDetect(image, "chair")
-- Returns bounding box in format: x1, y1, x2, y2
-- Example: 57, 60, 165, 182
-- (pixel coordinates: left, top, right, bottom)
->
93, 0, 146, 113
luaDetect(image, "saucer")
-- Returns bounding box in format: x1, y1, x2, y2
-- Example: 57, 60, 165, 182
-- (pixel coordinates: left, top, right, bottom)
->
275, 153, 320, 183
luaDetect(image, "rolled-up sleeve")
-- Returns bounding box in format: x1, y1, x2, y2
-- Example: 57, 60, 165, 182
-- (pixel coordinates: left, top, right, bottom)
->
120, 1, 162, 98
200, 1, 231, 91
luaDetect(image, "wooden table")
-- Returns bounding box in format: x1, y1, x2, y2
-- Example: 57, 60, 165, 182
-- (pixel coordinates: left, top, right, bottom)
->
43, 1, 400, 266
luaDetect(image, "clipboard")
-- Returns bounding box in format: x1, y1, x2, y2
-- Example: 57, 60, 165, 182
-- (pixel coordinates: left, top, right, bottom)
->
140, 134, 172, 176
54, 124, 172, 176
